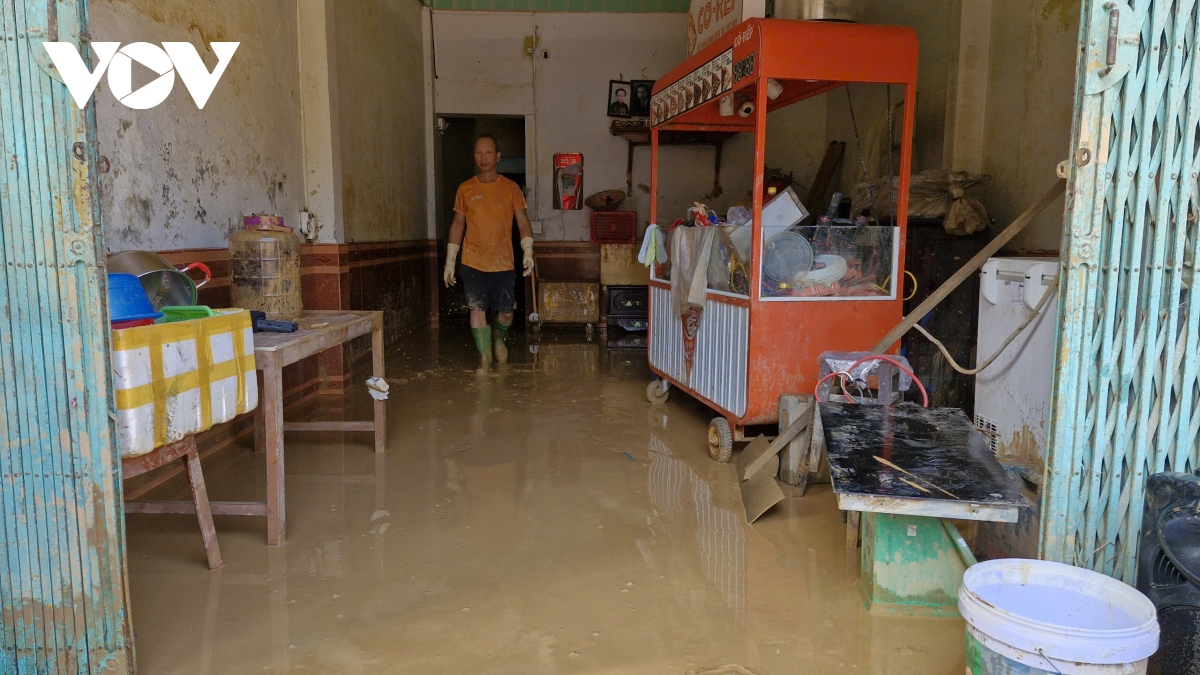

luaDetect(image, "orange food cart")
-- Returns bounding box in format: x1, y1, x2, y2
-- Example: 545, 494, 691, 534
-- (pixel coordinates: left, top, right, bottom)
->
643, 18, 918, 462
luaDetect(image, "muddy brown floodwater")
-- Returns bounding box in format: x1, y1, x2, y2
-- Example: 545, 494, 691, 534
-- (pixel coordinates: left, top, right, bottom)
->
124, 328, 967, 674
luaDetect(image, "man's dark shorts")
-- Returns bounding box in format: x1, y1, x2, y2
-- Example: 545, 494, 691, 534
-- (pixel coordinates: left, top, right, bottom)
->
461, 265, 516, 314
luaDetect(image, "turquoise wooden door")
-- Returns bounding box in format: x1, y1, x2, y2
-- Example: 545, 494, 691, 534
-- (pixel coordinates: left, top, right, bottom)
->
1042, 0, 1200, 582
1, 0, 135, 671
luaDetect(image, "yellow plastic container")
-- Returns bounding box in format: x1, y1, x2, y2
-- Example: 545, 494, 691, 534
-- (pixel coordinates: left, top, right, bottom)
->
110, 310, 258, 457
229, 217, 302, 320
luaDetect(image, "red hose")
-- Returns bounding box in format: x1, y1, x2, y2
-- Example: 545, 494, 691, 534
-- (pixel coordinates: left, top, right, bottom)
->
814, 355, 929, 407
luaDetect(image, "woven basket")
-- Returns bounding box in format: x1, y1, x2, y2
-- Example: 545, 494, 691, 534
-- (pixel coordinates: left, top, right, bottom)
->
585, 190, 626, 212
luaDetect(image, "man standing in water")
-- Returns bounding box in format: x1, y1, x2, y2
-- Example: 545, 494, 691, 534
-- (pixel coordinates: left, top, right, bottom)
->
444, 136, 535, 370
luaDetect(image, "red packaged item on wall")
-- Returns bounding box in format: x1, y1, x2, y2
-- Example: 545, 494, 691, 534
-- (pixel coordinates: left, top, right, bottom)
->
553, 153, 583, 210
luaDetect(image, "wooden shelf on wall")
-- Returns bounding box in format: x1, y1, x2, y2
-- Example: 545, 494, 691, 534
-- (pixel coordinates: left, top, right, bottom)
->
610, 121, 735, 197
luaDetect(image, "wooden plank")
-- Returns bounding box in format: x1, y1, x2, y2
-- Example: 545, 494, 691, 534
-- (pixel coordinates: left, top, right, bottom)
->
804, 141, 845, 214
124, 501, 268, 516
253, 310, 380, 368
121, 436, 195, 479
871, 179, 1066, 353
372, 322, 387, 453
778, 394, 816, 487
836, 493, 1019, 523
183, 442, 224, 571
291, 474, 376, 485
736, 414, 808, 481
282, 421, 375, 432
264, 363, 286, 545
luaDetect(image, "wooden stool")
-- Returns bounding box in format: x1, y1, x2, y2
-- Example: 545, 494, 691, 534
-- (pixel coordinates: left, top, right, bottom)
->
122, 435, 224, 571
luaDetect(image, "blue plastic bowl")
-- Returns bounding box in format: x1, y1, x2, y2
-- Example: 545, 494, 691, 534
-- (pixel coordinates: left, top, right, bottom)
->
108, 273, 163, 322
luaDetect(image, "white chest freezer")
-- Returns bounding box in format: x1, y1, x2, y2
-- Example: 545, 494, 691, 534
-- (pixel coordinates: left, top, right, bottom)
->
974, 257, 1061, 467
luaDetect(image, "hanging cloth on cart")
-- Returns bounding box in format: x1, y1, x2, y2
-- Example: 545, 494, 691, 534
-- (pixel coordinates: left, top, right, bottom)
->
669, 226, 717, 381
638, 224, 669, 267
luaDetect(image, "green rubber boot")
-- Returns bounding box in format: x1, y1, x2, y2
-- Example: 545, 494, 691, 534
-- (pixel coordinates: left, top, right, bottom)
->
492, 321, 511, 363
471, 326, 493, 370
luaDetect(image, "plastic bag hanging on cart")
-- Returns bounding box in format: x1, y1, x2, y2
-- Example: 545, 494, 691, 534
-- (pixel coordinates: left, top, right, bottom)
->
670, 226, 717, 381
817, 351, 913, 405
669, 226, 717, 318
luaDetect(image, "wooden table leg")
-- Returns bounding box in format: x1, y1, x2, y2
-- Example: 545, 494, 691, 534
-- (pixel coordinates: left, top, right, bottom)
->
184, 438, 225, 571
372, 324, 387, 454
253, 370, 265, 453
263, 361, 286, 545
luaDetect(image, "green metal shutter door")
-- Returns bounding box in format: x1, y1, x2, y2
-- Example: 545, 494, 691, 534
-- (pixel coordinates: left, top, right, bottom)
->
1042, 0, 1200, 582
0, 0, 134, 671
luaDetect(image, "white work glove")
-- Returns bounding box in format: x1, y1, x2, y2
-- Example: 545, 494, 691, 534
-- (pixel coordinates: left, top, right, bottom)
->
520, 237, 535, 277
444, 243, 460, 287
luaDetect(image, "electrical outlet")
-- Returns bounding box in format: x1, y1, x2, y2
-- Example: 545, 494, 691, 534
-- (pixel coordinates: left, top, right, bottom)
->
531, 220, 543, 234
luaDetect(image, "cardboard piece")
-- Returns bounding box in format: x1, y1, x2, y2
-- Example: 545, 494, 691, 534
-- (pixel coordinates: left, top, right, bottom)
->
736, 415, 809, 481
741, 467, 785, 523
735, 434, 772, 480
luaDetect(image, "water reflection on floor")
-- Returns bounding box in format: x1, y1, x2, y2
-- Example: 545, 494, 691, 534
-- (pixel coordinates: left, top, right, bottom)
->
124, 327, 965, 674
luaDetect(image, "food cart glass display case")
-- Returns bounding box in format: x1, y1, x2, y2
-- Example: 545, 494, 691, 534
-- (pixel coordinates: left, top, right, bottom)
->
644, 18, 918, 462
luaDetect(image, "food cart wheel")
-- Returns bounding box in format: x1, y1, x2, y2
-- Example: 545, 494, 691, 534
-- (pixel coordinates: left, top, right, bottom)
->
707, 417, 733, 463
646, 379, 670, 405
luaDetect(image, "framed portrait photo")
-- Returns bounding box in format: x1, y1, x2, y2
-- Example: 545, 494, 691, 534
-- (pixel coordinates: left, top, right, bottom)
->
608, 80, 632, 118
629, 80, 654, 118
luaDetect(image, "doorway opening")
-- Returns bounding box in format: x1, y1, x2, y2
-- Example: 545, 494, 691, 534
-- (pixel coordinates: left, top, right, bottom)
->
437, 115, 529, 325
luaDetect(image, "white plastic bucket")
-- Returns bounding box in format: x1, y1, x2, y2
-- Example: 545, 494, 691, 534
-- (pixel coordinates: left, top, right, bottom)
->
959, 559, 1159, 674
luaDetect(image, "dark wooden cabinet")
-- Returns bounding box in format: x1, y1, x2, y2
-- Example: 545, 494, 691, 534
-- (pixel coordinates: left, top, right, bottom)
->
902, 220, 985, 416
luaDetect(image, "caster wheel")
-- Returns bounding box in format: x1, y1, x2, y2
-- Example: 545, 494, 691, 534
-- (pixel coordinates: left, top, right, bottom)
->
646, 380, 670, 405
708, 417, 733, 463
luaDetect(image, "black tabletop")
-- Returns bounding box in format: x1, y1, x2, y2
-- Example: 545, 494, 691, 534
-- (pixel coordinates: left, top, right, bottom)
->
821, 402, 1024, 507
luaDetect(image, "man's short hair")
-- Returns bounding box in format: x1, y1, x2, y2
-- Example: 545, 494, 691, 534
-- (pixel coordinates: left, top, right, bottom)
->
475, 135, 499, 151
616, 89, 626, 96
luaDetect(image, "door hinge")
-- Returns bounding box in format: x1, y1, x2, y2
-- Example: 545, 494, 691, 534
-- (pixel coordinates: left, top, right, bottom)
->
1085, 0, 1142, 95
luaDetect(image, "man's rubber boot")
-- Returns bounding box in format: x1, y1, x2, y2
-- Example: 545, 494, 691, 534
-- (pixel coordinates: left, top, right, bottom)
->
492, 321, 511, 363
472, 326, 493, 372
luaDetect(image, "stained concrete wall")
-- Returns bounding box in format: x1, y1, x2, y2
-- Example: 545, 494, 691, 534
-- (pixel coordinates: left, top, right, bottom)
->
813, 0, 1078, 252
980, 0, 1080, 252
823, 0, 963, 197
334, 0, 429, 243
432, 11, 828, 240
92, 0, 304, 252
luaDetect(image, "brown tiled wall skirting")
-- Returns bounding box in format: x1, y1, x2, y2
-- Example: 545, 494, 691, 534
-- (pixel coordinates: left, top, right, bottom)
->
301, 241, 439, 385
141, 241, 437, 486
533, 241, 601, 281
158, 240, 436, 386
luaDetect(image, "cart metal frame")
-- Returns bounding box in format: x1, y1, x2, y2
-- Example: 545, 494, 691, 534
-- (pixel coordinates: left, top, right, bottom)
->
645, 19, 919, 460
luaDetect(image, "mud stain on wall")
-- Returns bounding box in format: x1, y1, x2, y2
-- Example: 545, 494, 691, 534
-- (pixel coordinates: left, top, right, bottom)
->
1042, 0, 1082, 34
92, 0, 304, 251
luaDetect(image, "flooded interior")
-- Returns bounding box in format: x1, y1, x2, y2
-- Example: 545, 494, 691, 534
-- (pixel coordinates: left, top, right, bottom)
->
124, 329, 966, 674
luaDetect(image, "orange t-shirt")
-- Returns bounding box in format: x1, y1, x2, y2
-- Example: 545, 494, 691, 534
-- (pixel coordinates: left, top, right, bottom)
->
454, 175, 528, 272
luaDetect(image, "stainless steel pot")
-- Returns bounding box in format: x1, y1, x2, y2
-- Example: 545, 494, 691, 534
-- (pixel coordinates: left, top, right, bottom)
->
107, 250, 211, 310
775, 0, 863, 22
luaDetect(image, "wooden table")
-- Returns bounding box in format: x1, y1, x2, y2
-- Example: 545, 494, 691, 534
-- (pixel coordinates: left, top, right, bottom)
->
252, 310, 387, 545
